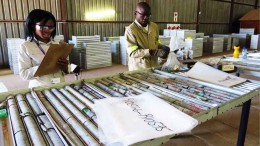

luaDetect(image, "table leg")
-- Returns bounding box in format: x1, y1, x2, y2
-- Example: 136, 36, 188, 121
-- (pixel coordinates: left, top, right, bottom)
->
235, 70, 240, 77
237, 99, 251, 146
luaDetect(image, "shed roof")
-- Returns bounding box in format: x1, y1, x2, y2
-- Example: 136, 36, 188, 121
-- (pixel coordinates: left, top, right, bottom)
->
239, 9, 260, 21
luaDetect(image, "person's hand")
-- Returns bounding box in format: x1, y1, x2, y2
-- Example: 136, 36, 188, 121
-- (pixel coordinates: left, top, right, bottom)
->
160, 46, 170, 59
57, 58, 69, 74
57, 58, 69, 66
149, 46, 170, 59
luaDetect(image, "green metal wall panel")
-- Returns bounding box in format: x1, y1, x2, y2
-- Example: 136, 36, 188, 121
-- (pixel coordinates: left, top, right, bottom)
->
232, 4, 255, 22
64, 0, 144, 40
199, 24, 230, 35
150, 0, 197, 22
66, 0, 143, 21
200, 0, 231, 23
0, 23, 8, 66
66, 22, 131, 40
234, 0, 256, 5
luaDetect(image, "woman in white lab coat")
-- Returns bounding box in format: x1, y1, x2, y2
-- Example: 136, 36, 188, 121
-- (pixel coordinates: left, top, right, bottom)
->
18, 9, 68, 88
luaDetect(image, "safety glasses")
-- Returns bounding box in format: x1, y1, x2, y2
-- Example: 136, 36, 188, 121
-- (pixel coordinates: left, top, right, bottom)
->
35, 24, 55, 31
135, 11, 151, 17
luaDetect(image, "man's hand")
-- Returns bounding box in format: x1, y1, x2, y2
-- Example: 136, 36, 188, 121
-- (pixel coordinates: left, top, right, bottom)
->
149, 46, 170, 59
160, 46, 170, 59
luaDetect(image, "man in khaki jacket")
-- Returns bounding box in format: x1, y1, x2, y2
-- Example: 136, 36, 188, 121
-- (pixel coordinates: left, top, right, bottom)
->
125, 2, 170, 71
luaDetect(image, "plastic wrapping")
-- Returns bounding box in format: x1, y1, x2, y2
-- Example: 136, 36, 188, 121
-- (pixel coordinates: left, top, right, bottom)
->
93, 92, 198, 146
169, 36, 185, 52
161, 52, 181, 72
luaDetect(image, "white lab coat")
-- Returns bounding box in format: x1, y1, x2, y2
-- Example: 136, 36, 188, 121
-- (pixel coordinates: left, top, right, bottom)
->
18, 39, 65, 88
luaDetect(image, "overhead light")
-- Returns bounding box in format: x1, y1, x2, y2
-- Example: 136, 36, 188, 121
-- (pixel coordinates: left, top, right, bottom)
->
85, 10, 115, 20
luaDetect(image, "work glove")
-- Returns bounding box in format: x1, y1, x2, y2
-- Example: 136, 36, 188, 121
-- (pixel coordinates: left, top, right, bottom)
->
149, 46, 170, 59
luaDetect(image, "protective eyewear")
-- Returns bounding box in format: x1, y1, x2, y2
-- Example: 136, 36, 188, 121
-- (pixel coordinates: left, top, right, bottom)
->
36, 24, 55, 31
135, 11, 151, 17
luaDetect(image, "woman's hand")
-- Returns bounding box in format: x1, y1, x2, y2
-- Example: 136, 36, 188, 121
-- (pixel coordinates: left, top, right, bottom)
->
57, 58, 69, 73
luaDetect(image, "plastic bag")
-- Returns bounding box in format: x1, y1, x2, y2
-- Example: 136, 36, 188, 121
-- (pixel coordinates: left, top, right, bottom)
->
176, 49, 184, 60
175, 48, 193, 60
188, 49, 193, 59
161, 52, 181, 71
169, 36, 185, 52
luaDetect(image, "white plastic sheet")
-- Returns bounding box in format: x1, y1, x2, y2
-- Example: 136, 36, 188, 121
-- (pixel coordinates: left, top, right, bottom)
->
169, 36, 185, 52
0, 82, 8, 93
185, 62, 246, 87
161, 52, 181, 71
247, 52, 260, 59
93, 92, 198, 146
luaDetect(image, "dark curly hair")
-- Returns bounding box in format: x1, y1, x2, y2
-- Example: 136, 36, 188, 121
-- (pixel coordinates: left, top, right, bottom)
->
25, 9, 56, 41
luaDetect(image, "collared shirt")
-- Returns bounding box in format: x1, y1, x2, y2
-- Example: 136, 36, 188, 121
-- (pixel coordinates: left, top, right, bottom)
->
134, 19, 149, 31
18, 39, 65, 88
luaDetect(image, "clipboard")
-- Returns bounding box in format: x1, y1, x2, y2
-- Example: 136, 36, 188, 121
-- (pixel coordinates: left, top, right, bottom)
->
34, 42, 74, 77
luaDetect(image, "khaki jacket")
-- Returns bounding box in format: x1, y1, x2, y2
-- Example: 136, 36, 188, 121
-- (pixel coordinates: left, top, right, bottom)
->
125, 21, 162, 71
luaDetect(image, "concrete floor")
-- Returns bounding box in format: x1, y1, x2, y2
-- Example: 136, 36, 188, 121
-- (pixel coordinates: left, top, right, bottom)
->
0, 63, 259, 146
0, 64, 128, 91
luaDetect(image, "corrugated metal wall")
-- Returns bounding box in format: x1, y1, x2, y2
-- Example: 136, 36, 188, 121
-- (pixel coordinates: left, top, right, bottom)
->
66, 23, 132, 39
235, 0, 256, 5
0, 0, 259, 67
200, 0, 231, 23
199, 0, 231, 34
232, 0, 256, 33
65, 0, 144, 40
150, 0, 197, 33
66, 0, 142, 21
150, 0, 197, 22
233, 4, 255, 21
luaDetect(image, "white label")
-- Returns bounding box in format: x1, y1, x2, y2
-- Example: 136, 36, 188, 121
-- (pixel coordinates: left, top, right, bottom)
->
51, 78, 61, 84
174, 12, 178, 22
222, 65, 234, 71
